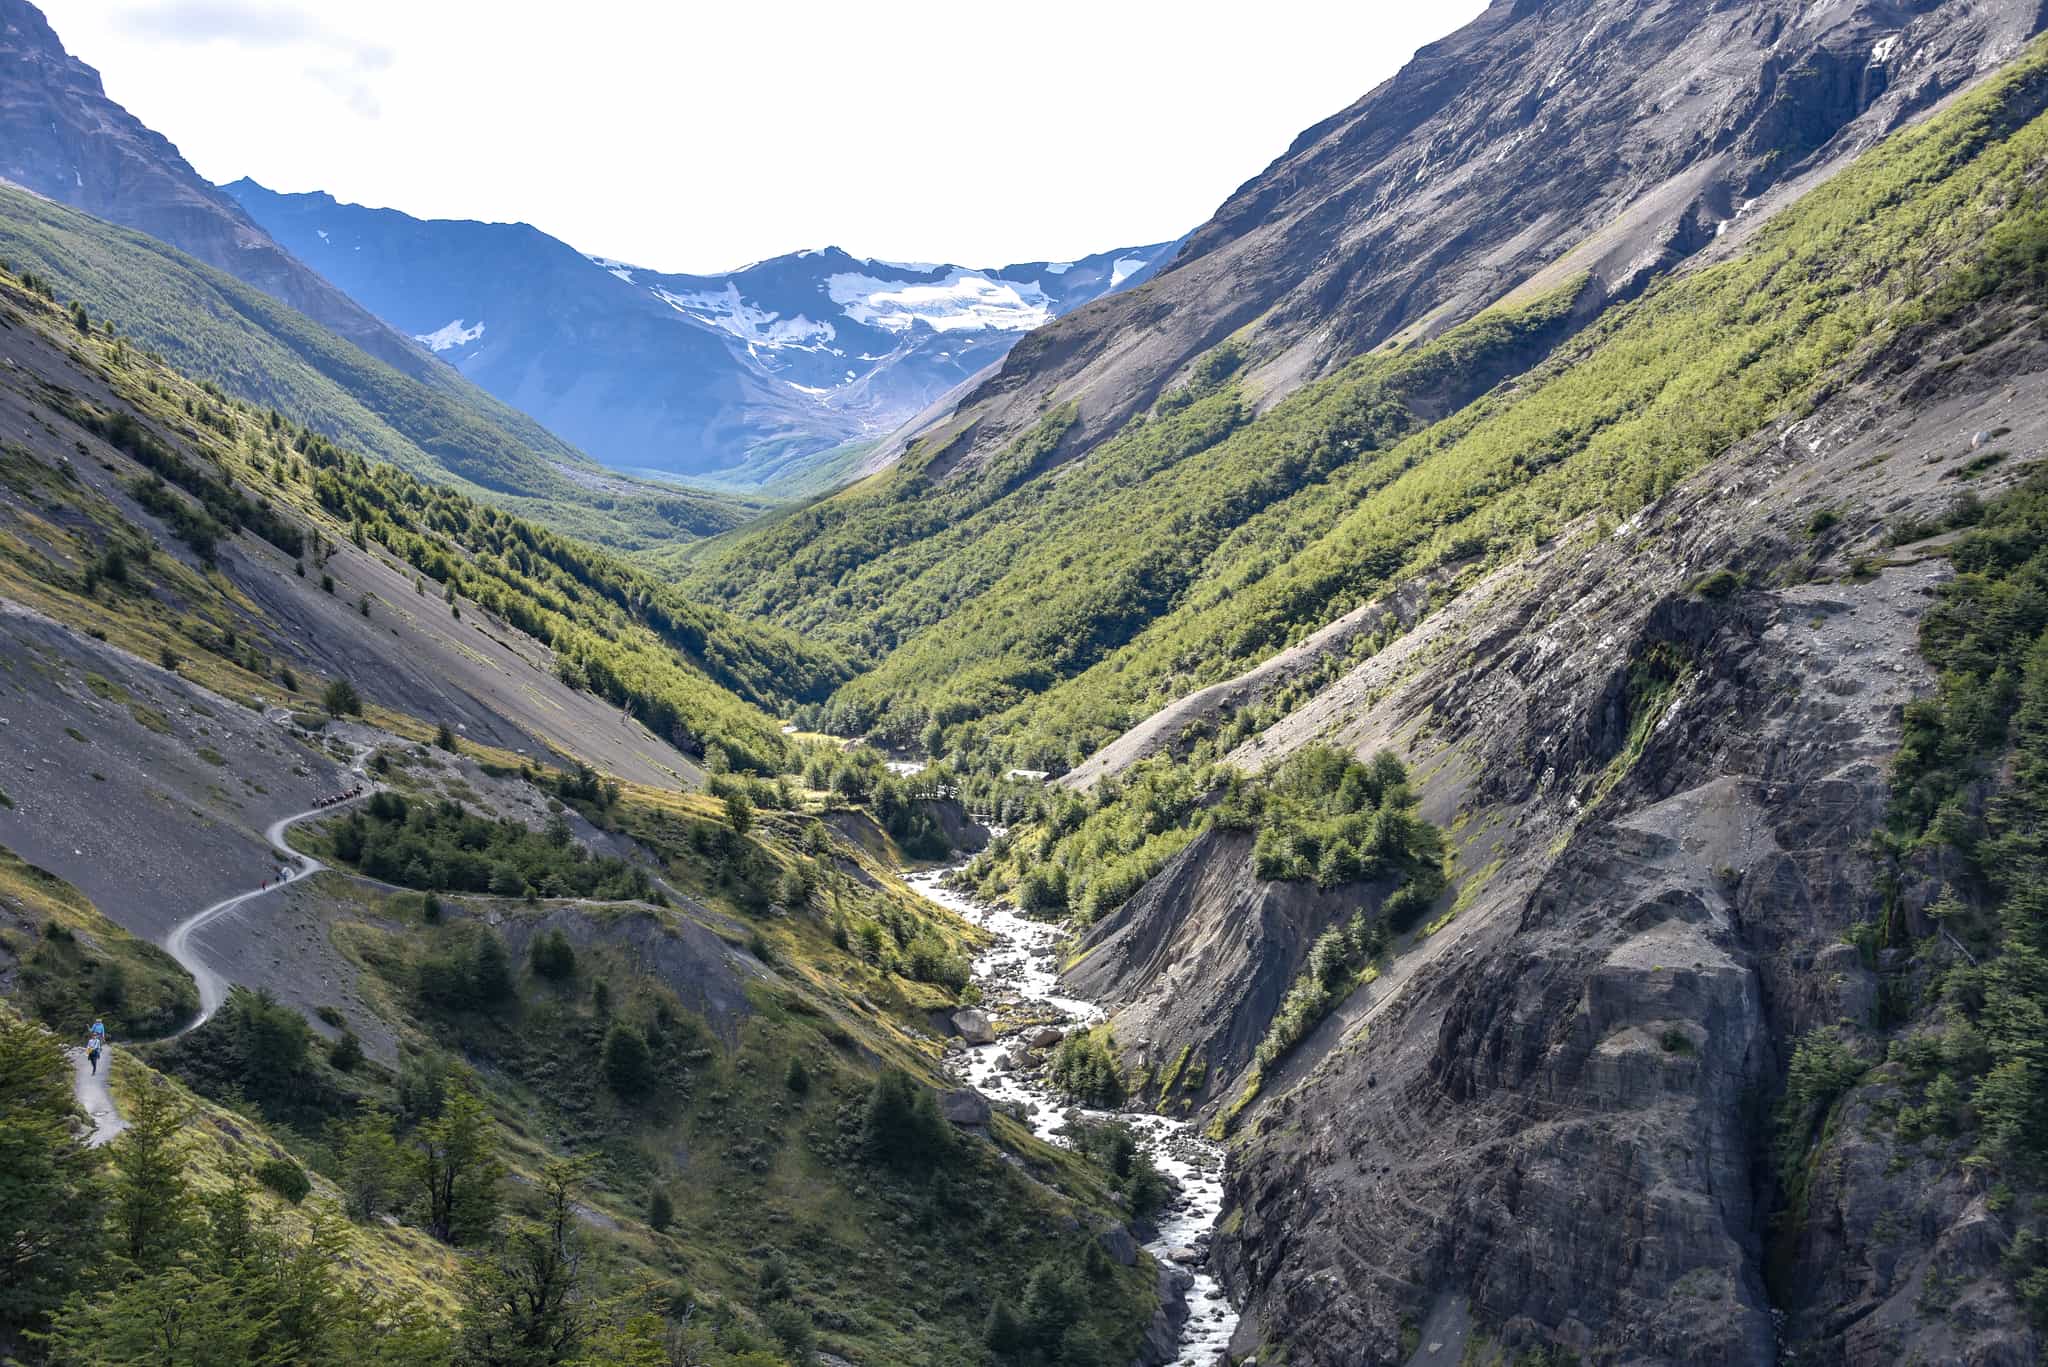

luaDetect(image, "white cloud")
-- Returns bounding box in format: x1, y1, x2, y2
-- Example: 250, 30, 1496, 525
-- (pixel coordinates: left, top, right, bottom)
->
44, 0, 1486, 272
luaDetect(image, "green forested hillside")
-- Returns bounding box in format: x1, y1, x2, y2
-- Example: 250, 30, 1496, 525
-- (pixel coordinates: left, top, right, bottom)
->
0, 262, 846, 771
693, 42, 2048, 772
0, 184, 756, 551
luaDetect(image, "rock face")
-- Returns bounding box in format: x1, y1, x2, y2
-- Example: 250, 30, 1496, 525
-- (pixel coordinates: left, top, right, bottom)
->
882, 0, 2043, 485
1061, 829, 1400, 1096
1106, 303, 2048, 1361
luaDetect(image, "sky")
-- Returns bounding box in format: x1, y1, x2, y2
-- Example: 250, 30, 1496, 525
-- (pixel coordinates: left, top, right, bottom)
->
39, 1, 1487, 274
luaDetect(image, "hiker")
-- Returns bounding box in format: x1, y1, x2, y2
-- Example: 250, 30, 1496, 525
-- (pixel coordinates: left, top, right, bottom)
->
86, 1035, 103, 1075
90, 1019, 105, 1040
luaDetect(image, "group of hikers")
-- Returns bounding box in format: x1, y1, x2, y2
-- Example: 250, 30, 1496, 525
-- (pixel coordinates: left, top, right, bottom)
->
84, 1019, 106, 1075
258, 858, 300, 891
313, 784, 364, 809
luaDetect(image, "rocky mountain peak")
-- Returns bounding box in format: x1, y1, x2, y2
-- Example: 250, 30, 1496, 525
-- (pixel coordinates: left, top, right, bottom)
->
918, 0, 2039, 484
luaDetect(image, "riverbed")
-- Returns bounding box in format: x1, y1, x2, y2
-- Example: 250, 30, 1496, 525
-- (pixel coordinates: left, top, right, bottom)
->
907, 870, 1239, 1366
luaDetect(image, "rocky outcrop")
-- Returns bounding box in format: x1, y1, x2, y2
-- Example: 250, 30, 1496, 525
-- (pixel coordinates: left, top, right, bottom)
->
1132, 1266, 1194, 1367
939, 1087, 993, 1127
1061, 829, 1401, 1098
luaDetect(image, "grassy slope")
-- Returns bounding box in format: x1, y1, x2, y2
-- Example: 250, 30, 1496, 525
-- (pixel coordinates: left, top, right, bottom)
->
0, 265, 846, 769
691, 40, 2048, 772
0, 183, 758, 552
0, 847, 196, 1038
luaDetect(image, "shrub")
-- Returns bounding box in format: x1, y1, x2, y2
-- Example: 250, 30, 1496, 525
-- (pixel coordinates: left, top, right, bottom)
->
254, 1156, 311, 1204
321, 679, 362, 717
602, 1025, 655, 1097
1048, 1030, 1124, 1107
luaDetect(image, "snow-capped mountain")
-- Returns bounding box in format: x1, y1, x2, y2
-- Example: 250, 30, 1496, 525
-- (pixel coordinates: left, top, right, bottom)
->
223, 178, 1178, 490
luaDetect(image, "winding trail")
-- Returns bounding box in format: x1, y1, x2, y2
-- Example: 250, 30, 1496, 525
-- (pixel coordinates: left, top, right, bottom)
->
69, 741, 377, 1137
67, 1045, 126, 1147
909, 869, 1239, 1366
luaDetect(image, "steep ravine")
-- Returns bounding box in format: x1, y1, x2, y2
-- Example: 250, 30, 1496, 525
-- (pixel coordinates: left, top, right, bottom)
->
908, 869, 1241, 1366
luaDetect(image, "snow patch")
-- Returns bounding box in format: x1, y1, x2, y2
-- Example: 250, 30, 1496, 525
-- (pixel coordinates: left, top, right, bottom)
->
588, 255, 638, 284
654, 283, 836, 349
1109, 255, 1149, 288
1043, 260, 1074, 275
1870, 33, 1902, 64
825, 270, 1051, 334
415, 319, 484, 352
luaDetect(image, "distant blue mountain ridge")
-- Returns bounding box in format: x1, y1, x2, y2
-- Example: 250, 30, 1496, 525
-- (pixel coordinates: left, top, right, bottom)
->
225, 178, 1180, 492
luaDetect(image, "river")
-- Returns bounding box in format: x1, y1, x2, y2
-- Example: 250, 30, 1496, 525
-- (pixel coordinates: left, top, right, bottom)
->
907, 869, 1239, 1366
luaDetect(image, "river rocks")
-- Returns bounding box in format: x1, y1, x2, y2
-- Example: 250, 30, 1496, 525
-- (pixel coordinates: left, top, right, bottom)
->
1028, 1025, 1064, 1048
1168, 1246, 1202, 1266
951, 1007, 995, 1044
939, 1087, 992, 1127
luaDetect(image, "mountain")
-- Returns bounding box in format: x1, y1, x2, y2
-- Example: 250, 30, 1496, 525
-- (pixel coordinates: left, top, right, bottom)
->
223, 179, 1178, 492
0, 259, 1171, 1367
0, 0, 429, 380
880, 0, 2043, 483
685, 0, 2048, 1360
0, 0, 747, 548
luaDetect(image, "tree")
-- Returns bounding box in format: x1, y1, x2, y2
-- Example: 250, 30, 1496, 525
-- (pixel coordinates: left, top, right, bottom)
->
783, 1056, 810, 1096
472, 931, 515, 1006
322, 678, 362, 717
602, 1025, 654, 1098
337, 1109, 404, 1221
530, 929, 577, 981
457, 1160, 589, 1367
860, 1069, 949, 1171
415, 1086, 502, 1245
0, 1015, 107, 1335
111, 1078, 195, 1270
646, 1184, 674, 1234
330, 1030, 365, 1072
984, 1299, 1025, 1358
230, 987, 312, 1101
723, 792, 753, 838
436, 721, 459, 752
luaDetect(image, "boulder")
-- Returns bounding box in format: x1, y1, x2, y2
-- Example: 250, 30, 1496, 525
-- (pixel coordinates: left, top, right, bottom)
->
1028, 1026, 1065, 1048
1097, 1223, 1140, 1267
940, 1087, 993, 1127
1168, 1246, 1202, 1265
951, 1008, 995, 1044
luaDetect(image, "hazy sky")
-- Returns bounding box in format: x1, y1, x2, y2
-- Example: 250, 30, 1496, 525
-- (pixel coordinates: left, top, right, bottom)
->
40, 1, 1486, 274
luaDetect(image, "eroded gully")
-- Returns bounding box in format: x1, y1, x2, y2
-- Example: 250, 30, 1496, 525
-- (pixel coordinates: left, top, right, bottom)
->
908, 868, 1239, 1367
